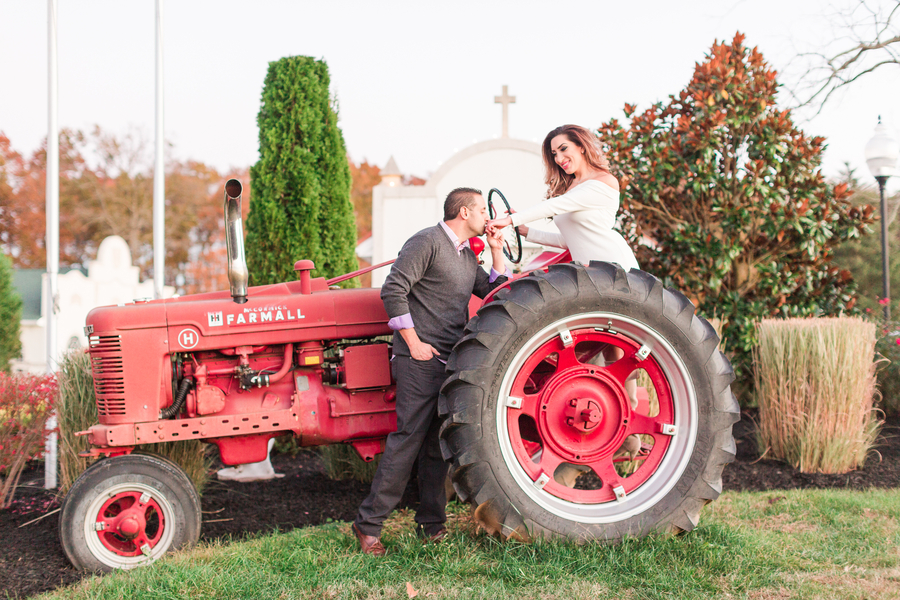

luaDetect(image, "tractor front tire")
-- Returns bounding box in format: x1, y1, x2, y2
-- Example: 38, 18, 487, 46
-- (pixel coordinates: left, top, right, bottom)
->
439, 262, 739, 541
59, 453, 201, 571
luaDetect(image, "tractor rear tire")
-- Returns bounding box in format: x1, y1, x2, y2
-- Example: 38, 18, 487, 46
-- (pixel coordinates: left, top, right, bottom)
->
59, 453, 201, 571
439, 262, 739, 541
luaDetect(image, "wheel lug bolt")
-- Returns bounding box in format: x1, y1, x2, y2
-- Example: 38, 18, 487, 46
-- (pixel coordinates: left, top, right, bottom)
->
569, 399, 578, 407
566, 417, 575, 426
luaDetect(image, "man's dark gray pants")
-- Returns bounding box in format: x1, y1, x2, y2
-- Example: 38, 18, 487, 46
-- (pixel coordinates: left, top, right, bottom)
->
354, 355, 449, 537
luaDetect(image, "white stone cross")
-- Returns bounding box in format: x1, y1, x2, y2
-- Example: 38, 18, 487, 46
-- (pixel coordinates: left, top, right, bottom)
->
494, 85, 516, 139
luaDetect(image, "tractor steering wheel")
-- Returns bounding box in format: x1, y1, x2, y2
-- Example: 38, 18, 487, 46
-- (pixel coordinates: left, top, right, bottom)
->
487, 188, 523, 264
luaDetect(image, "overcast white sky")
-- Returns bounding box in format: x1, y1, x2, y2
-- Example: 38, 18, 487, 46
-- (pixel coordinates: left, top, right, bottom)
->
2, 0, 898, 192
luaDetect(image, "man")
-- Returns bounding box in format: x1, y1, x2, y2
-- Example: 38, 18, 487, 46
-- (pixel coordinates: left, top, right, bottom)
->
352, 187, 509, 555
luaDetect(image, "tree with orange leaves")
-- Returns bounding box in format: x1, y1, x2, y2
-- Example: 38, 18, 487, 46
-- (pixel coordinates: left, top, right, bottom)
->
348, 158, 380, 240
0, 130, 97, 270
177, 166, 251, 295
0, 135, 24, 261
598, 33, 876, 385
0, 128, 245, 293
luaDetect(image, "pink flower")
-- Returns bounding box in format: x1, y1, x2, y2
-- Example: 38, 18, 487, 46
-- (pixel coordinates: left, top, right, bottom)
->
896, 338, 900, 346
880, 298, 890, 306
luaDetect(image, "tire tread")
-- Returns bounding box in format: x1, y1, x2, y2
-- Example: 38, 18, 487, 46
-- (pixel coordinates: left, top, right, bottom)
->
441, 263, 738, 542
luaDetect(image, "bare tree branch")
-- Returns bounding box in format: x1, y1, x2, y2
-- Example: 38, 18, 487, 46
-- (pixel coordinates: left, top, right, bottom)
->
786, 0, 900, 114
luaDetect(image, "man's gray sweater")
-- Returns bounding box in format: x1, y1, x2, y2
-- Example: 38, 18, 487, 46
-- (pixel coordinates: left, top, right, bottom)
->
381, 224, 508, 359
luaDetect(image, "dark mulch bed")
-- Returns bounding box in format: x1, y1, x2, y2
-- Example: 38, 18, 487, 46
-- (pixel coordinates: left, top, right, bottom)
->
2, 409, 898, 599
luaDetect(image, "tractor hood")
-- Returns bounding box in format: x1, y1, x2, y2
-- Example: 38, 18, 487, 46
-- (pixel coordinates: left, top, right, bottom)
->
85, 282, 390, 354
84, 178, 391, 351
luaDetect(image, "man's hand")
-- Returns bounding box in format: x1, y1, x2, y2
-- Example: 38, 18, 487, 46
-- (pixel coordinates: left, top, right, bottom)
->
409, 339, 441, 361
399, 328, 441, 361
486, 224, 504, 250
486, 222, 508, 276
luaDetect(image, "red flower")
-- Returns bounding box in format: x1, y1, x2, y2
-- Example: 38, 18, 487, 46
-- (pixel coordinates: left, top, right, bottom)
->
879, 298, 890, 306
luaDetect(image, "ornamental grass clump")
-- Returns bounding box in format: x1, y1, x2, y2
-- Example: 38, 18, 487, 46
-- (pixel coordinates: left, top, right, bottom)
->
0, 371, 57, 508
57, 350, 98, 494
56, 350, 211, 495
320, 443, 380, 483
754, 317, 882, 473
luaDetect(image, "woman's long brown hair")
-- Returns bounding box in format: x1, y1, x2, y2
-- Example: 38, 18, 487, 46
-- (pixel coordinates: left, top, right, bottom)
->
542, 124, 612, 198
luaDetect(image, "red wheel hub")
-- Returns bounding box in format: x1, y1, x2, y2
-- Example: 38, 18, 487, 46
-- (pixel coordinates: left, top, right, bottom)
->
94, 491, 165, 557
118, 516, 141, 537
505, 327, 675, 503
538, 367, 629, 462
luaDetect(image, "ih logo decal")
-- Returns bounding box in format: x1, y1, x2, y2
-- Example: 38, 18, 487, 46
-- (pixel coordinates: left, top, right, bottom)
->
177, 328, 200, 349
207, 311, 223, 327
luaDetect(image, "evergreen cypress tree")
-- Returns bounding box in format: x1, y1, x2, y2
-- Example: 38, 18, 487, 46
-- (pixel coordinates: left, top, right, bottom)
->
246, 56, 358, 286
0, 253, 23, 373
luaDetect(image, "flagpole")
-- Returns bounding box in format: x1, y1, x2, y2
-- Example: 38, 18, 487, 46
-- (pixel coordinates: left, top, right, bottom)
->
153, 0, 165, 298
44, 0, 59, 490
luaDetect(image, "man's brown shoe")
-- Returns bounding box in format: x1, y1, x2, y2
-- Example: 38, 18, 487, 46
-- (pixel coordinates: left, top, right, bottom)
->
352, 523, 386, 556
417, 526, 448, 544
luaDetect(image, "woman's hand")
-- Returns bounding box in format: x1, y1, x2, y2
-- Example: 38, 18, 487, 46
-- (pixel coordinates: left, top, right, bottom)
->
487, 214, 527, 237
487, 215, 513, 230
505, 208, 529, 236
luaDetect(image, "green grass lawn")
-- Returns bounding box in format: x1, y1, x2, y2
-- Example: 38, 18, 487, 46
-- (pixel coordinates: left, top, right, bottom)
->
39, 489, 900, 600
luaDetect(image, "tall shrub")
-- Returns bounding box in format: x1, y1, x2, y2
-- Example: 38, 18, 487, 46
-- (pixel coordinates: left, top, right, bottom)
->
872, 319, 900, 417
831, 167, 900, 313
246, 56, 358, 286
0, 253, 22, 373
598, 33, 875, 391
754, 317, 881, 473
246, 56, 363, 477
56, 351, 210, 495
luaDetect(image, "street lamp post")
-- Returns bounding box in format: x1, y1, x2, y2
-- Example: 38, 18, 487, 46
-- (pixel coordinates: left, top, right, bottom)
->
865, 117, 900, 321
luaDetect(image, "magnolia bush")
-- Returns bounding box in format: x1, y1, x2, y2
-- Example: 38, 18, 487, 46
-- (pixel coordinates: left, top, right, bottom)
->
598, 33, 875, 393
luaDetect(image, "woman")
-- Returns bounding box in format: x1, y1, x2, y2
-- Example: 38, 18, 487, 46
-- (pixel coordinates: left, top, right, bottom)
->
488, 124, 642, 470
487, 123, 638, 271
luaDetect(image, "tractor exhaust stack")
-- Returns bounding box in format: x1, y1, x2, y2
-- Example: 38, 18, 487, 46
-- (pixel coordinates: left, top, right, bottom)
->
224, 179, 249, 304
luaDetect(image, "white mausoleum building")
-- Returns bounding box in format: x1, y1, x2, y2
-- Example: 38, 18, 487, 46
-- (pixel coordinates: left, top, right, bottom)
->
12, 235, 174, 374
368, 86, 562, 287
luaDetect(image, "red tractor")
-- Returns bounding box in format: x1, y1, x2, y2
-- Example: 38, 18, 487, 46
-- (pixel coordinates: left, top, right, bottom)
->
60, 179, 739, 571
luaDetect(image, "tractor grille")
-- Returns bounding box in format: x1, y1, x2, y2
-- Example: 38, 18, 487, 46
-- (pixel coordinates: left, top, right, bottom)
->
89, 334, 126, 416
